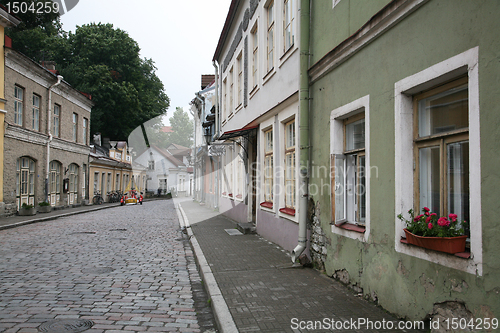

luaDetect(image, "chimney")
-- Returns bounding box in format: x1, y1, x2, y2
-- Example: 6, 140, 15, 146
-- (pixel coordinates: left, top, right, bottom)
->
93, 133, 102, 147
201, 74, 215, 90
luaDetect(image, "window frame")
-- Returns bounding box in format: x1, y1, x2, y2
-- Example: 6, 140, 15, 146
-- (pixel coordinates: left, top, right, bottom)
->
237, 52, 243, 109
53, 104, 61, 137
83, 118, 88, 145
72, 113, 78, 142
251, 22, 259, 93
394, 47, 481, 275
263, 128, 274, 205
330, 95, 371, 241
14, 85, 24, 126
283, 119, 296, 211
266, 0, 275, 74
412, 77, 469, 220
32, 94, 40, 131
283, 0, 295, 52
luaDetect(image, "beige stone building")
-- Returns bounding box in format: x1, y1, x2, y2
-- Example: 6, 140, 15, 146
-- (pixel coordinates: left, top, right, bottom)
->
3, 47, 93, 214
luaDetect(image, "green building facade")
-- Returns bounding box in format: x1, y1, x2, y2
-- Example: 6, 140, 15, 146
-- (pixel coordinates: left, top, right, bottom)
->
307, 0, 499, 322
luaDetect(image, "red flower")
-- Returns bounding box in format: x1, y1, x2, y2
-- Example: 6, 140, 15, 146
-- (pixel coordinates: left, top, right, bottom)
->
428, 222, 433, 229
438, 217, 450, 227
423, 207, 430, 212
426, 216, 432, 223
414, 214, 424, 222
449, 214, 458, 222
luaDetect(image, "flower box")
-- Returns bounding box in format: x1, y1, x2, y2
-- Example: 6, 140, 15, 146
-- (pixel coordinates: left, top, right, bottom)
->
18, 207, 37, 216
38, 205, 52, 213
403, 228, 467, 254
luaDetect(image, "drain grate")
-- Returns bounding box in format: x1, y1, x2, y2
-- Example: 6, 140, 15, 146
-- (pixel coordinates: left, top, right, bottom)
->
38, 319, 94, 333
86, 267, 114, 274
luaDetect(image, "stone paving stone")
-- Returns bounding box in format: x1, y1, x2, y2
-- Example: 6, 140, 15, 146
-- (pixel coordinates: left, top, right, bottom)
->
0, 200, 218, 333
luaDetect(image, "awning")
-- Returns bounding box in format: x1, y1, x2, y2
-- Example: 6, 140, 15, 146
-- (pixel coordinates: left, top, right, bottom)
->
218, 125, 258, 141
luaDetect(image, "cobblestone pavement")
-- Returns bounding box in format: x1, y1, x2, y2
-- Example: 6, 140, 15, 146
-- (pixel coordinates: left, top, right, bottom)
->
0, 200, 217, 333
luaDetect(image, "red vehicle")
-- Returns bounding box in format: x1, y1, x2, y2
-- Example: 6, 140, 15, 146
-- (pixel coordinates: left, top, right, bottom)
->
120, 190, 143, 206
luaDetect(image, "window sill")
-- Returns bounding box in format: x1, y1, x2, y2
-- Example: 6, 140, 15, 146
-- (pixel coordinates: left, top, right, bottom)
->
262, 68, 276, 86
400, 238, 471, 259
260, 202, 273, 209
335, 222, 365, 233
279, 207, 295, 216
279, 45, 298, 68
235, 104, 243, 113
249, 85, 259, 99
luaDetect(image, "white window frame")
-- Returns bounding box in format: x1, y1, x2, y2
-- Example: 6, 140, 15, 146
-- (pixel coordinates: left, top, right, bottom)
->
251, 22, 259, 93
72, 113, 78, 142
83, 118, 88, 145
283, 0, 295, 52
229, 67, 234, 116
394, 47, 481, 275
14, 86, 23, 126
237, 52, 243, 109
330, 95, 371, 242
266, 0, 275, 74
32, 94, 40, 131
53, 104, 60, 137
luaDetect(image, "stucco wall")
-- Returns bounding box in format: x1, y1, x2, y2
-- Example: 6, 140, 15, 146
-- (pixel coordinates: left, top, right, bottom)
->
309, 0, 499, 321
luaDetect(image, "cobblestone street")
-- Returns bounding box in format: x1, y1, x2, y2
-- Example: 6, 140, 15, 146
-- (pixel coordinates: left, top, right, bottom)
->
0, 200, 216, 333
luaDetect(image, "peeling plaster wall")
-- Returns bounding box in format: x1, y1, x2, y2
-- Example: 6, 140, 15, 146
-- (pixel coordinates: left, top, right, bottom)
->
309, 0, 500, 322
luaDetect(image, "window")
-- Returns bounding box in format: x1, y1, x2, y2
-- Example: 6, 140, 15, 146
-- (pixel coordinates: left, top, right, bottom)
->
235, 145, 244, 199
264, 129, 273, 204
251, 23, 259, 90
159, 179, 167, 193
229, 67, 234, 114
283, 0, 295, 51
115, 173, 120, 191
414, 77, 469, 223
333, 113, 366, 226
73, 113, 78, 142
83, 118, 88, 145
94, 172, 99, 194
284, 120, 295, 210
237, 52, 243, 107
223, 78, 228, 120
107, 172, 112, 193
32, 94, 40, 131
330, 95, 370, 239
266, 1, 275, 73
14, 86, 23, 126
394, 47, 480, 275
16, 157, 35, 208
53, 104, 60, 137
68, 164, 79, 204
50, 161, 61, 196
148, 160, 155, 170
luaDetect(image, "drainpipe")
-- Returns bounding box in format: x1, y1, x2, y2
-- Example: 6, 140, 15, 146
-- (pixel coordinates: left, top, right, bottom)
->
194, 93, 205, 202
291, 0, 311, 262
213, 61, 220, 209
45, 75, 63, 202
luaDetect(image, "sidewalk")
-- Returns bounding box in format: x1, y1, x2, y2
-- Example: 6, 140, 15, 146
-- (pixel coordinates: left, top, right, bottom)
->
177, 199, 426, 333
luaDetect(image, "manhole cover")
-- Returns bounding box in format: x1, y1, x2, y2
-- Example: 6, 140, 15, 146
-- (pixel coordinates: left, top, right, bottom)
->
38, 319, 93, 333
86, 267, 114, 274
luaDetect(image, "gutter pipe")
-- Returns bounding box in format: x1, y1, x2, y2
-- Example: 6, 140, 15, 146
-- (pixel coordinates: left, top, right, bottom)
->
45, 75, 63, 202
193, 93, 205, 202
213, 61, 220, 209
291, 0, 311, 262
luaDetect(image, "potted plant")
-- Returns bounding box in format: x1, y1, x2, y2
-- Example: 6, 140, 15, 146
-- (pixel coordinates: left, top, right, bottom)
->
38, 201, 52, 213
18, 203, 37, 216
398, 208, 468, 254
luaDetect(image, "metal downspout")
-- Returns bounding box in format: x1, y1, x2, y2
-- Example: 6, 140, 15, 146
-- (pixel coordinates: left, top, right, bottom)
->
194, 93, 205, 202
291, 0, 311, 262
213, 61, 220, 209
45, 75, 63, 203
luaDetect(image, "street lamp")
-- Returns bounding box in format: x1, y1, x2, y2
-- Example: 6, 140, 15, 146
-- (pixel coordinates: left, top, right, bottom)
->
204, 127, 212, 145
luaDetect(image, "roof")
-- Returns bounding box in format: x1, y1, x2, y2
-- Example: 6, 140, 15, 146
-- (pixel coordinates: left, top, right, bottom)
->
161, 126, 174, 133
213, 0, 240, 62
202, 75, 215, 90
151, 145, 185, 168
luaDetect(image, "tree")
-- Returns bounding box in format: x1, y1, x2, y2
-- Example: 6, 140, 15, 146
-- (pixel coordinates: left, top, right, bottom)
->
166, 107, 193, 148
51, 23, 170, 139
0, 0, 63, 62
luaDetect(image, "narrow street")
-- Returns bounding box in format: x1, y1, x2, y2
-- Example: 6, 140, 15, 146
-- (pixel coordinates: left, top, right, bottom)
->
0, 200, 216, 333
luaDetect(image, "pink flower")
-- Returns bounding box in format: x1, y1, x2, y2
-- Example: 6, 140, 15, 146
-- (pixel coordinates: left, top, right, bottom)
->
426, 216, 432, 223
428, 222, 433, 229
449, 214, 458, 222
438, 217, 450, 227
423, 207, 430, 212
414, 214, 424, 222
431, 213, 437, 217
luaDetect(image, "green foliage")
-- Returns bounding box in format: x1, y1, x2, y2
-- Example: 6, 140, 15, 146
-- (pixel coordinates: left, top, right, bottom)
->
51, 23, 169, 139
21, 203, 34, 209
166, 107, 193, 148
1, 0, 62, 61
38, 201, 50, 206
398, 208, 467, 238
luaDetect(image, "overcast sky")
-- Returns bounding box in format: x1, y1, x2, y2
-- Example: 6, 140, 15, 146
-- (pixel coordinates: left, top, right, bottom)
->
60, 0, 232, 125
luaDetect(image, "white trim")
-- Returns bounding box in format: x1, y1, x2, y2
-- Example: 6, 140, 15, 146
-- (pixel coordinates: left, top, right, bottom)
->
330, 95, 370, 242
0, 108, 7, 114
394, 47, 481, 276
